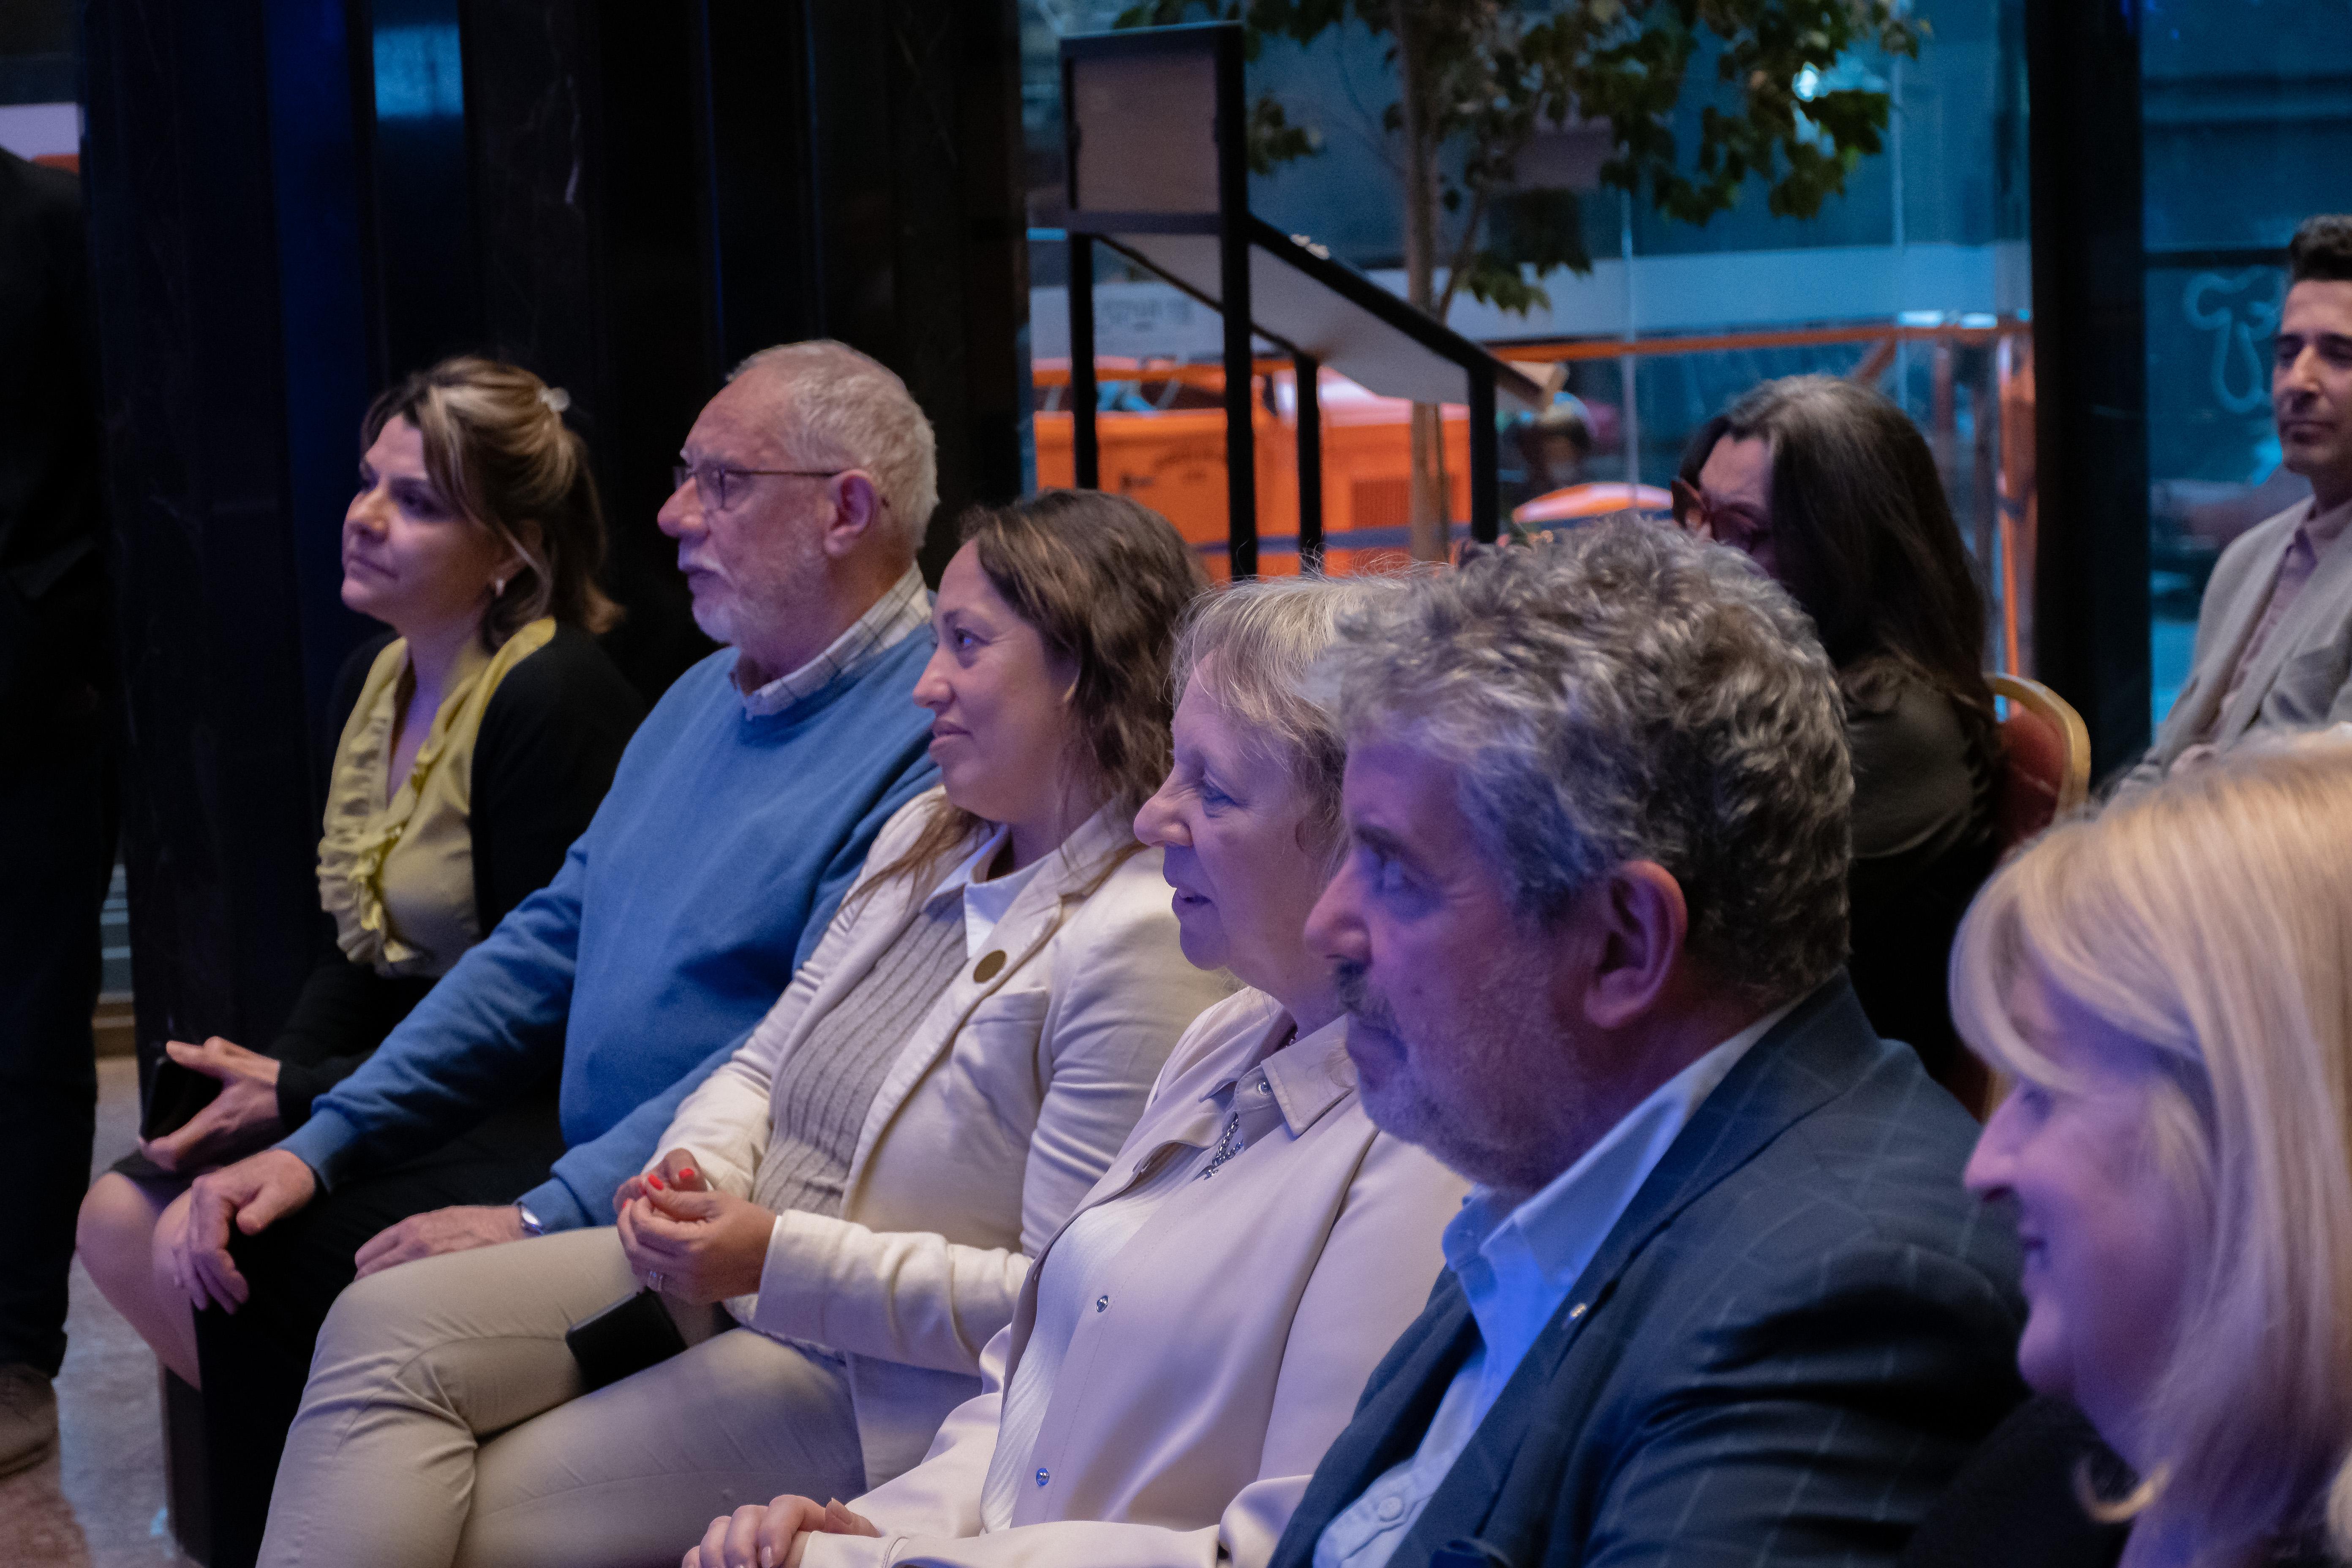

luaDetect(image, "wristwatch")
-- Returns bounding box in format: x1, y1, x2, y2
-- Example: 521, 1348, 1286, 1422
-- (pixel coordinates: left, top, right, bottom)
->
514, 1199, 547, 1238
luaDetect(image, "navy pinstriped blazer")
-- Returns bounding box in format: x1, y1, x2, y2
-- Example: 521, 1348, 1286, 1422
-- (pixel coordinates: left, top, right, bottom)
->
1268, 976, 2027, 1568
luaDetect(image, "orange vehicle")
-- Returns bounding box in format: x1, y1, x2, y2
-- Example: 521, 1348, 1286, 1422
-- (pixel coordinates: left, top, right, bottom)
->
1514, 482, 1671, 525
1032, 359, 1472, 580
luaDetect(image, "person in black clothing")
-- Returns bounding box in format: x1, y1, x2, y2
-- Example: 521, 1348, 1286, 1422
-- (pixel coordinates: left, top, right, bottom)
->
1673, 375, 2000, 1083
1900, 1398, 2132, 1568
0, 146, 114, 1479
76, 357, 642, 1394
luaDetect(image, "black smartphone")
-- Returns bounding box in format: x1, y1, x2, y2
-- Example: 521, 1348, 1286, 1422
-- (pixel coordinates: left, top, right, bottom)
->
139, 1055, 223, 1144
564, 1288, 689, 1392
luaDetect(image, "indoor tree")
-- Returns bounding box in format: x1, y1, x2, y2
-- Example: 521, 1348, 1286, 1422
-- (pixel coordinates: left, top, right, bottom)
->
1116, 0, 1921, 558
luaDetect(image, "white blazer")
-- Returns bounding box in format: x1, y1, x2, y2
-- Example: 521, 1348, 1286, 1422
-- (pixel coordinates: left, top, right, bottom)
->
657, 788, 1233, 1487
799, 990, 1471, 1568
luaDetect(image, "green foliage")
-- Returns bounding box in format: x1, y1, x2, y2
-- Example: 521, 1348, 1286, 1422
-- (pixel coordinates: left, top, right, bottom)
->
1246, 94, 1324, 173
1478, 188, 1591, 312
1112, 0, 1920, 315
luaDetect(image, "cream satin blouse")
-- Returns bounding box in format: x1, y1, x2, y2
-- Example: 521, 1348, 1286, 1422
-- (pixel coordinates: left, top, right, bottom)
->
316, 618, 556, 977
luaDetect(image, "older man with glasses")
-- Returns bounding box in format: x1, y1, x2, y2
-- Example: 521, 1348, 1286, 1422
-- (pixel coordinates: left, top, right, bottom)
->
168, 340, 945, 1568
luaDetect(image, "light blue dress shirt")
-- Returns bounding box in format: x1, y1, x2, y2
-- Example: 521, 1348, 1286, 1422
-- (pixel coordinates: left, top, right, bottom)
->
1311, 1002, 1796, 1568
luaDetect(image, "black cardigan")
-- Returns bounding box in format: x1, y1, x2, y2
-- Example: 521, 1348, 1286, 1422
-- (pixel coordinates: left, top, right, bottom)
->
1899, 1398, 2129, 1568
270, 623, 643, 1123
1902, 1396, 2338, 1568
1844, 670, 1999, 1083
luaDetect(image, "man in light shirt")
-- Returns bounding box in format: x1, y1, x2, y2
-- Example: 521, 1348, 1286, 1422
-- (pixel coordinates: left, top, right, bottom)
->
1273, 524, 2026, 1568
2137, 214, 2352, 781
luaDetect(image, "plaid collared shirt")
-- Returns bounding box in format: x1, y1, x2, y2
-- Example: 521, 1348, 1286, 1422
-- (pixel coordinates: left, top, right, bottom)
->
736, 567, 932, 718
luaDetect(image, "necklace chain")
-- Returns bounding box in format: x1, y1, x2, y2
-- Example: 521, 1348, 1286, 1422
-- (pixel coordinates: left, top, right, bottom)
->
1200, 1111, 1243, 1178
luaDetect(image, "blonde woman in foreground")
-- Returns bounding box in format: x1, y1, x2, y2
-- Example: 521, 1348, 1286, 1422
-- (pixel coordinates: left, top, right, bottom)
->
1910, 734, 2352, 1568
682, 576, 1471, 1568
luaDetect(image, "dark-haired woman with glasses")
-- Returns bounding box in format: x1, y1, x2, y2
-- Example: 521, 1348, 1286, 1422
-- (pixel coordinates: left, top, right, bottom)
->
1674, 375, 2001, 1083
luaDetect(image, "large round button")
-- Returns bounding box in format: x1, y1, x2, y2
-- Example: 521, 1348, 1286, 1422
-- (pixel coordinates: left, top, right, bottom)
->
1377, 1495, 1405, 1522
974, 951, 1007, 983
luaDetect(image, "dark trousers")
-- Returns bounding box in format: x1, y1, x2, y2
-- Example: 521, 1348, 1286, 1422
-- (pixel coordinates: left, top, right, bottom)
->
0, 734, 115, 1376
193, 1093, 567, 1568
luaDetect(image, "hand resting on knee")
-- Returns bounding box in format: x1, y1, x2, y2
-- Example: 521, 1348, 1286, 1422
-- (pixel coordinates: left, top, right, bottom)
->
172, 1149, 318, 1312
351, 1202, 530, 1279
683, 1494, 879, 1568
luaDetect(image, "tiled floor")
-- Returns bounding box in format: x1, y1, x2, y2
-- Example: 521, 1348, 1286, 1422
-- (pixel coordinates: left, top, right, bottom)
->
0, 1056, 196, 1567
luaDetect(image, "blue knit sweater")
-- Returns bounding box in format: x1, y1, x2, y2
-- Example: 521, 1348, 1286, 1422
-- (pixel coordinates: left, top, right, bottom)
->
278, 633, 942, 1228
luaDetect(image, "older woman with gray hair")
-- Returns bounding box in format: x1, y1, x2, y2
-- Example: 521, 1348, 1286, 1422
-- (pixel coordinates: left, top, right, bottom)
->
678, 575, 1473, 1568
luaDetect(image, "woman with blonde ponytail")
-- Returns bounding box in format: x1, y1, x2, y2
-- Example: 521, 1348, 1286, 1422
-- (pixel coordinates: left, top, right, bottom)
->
77, 356, 643, 1396
1904, 732, 2352, 1568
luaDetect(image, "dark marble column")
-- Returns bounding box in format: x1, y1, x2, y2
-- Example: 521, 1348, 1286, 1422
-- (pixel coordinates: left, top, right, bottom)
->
460, 0, 1032, 681
696, 0, 1033, 573
463, 0, 716, 692
82, 0, 346, 1085
2026, 0, 2151, 777
83, 11, 387, 1553
884, 0, 1037, 573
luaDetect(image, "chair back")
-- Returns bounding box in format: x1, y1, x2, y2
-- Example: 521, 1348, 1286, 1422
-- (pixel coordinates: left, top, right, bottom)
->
1987, 673, 2090, 851
1946, 674, 2091, 1122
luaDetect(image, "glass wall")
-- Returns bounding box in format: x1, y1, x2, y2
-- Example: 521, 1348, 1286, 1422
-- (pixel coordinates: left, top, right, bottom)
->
1018, 0, 2032, 625
2141, 1, 2352, 724
0, 0, 79, 168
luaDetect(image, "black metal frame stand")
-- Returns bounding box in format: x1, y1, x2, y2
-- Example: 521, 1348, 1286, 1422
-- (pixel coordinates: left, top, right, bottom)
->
1060, 23, 1537, 574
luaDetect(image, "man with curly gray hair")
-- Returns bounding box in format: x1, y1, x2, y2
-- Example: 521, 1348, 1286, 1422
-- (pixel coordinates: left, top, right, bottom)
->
1274, 521, 2026, 1568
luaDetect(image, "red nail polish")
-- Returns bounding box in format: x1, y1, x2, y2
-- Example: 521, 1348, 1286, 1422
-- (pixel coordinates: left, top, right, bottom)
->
647, 1173, 667, 1191
678, 1168, 696, 1183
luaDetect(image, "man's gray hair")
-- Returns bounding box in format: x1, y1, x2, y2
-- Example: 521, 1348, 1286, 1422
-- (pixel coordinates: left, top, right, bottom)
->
729, 341, 939, 551
1324, 520, 1853, 1003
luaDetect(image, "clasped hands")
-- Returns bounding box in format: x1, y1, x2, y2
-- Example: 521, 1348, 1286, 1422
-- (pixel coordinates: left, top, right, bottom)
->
683, 1494, 881, 1568
615, 1148, 776, 1304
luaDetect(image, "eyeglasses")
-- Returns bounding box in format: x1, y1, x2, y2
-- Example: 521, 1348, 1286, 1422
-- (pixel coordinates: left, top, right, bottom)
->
671, 462, 849, 515
1670, 477, 1772, 556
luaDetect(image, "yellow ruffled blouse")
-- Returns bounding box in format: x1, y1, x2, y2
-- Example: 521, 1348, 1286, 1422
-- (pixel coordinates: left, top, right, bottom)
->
316, 618, 557, 977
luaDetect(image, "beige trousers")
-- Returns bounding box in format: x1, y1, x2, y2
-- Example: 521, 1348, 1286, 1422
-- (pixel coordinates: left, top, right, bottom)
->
258, 1228, 867, 1568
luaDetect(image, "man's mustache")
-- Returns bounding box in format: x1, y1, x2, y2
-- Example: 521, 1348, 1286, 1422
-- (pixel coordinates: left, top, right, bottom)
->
1332, 960, 1399, 1033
